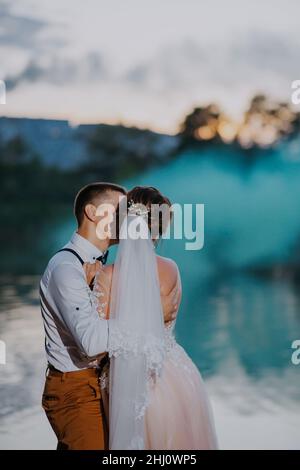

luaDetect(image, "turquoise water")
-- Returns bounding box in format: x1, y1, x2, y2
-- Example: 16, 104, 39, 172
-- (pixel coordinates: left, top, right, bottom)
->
1, 142, 300, 448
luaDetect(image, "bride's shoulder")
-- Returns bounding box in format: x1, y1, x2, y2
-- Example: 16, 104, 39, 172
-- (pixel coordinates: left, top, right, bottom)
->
156, 255, 178, 269
156, 255, 179, 283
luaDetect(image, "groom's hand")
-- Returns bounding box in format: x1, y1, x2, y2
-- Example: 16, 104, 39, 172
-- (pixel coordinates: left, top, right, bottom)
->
161, 278, 181, 324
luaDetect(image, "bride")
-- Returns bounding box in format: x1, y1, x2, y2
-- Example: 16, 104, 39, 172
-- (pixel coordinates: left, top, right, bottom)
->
95, 186, 218, 450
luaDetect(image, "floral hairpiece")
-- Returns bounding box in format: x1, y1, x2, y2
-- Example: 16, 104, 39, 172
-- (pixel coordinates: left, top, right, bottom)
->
128, 200, 149, 216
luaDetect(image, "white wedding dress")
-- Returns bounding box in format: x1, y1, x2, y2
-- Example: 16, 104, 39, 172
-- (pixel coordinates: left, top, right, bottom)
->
144, 319, 217, 450
97, 211, 218, 450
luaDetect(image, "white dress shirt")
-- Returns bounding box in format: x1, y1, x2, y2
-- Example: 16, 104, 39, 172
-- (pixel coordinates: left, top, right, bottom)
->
40, 232, 110, 372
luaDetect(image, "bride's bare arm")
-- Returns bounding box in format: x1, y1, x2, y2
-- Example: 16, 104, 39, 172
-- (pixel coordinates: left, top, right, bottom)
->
157, 256, 182, 323
161, 277, 181, 322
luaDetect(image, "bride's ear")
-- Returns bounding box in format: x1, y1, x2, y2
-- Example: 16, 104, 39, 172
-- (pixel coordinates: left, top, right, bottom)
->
84, 203, 97, 222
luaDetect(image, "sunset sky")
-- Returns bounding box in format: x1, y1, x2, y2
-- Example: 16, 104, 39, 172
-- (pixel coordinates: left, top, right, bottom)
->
1, 0, 300, 133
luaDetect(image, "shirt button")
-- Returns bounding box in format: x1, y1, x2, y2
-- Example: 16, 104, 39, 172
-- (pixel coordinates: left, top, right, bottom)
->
76, 307, 79, 310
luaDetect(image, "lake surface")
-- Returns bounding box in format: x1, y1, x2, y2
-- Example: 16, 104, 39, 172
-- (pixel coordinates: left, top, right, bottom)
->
1, 143, 300, 449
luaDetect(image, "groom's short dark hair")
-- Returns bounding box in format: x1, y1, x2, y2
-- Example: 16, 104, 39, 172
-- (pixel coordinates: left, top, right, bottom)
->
74, 182, 126, 226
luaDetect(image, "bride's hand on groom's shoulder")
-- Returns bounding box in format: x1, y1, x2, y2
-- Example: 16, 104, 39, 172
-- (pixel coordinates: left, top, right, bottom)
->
83, 260, 103, 285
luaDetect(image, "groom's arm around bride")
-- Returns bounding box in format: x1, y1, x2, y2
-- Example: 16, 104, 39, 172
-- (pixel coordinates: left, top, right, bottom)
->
40, 182, 126, 450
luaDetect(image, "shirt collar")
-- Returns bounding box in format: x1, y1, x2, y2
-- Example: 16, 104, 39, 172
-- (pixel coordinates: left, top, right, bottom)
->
70, 232, 103, 262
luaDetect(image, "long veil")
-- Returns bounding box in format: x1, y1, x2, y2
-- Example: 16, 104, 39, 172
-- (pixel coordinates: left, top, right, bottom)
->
108, 213, 166, 450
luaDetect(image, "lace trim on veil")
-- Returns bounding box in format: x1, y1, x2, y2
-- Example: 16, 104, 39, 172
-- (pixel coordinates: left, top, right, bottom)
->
109, 322, 166, 422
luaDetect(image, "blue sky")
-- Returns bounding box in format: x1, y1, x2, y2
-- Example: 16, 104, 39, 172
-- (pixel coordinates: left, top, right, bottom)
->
1, 0, 300, 133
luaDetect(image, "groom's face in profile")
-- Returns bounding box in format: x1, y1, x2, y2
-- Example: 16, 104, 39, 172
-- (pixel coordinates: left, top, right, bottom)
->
75, 183, 127, 249
93, 190, 126, 245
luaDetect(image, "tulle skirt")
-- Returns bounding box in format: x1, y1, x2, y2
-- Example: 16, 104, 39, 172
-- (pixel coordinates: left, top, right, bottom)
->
144, 343, 218, 450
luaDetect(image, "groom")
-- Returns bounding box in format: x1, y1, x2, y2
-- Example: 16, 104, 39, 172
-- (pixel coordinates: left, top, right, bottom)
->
40, 182, 180, 450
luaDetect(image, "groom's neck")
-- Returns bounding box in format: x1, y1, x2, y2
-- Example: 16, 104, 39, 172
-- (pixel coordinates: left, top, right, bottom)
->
77, 224, 109, 253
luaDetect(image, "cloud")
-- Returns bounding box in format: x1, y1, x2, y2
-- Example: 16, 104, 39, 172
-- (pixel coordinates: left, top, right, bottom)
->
0, 1, 65, 51
122, 32, 300, 93
123, 39, 207, 90
232, 31, 300, 78
4, 26, 300, 106
5, 52, 107, 90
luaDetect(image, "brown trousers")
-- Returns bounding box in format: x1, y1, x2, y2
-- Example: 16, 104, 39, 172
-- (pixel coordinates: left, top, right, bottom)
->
42, 365, 108, 450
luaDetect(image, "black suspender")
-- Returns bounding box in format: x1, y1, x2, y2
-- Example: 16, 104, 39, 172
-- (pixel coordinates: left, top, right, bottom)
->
55, 248, 98, 289
56, 248, 84, 265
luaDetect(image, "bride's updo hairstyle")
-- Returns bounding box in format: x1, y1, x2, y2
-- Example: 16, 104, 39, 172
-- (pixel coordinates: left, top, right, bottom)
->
127, 186, 172, 239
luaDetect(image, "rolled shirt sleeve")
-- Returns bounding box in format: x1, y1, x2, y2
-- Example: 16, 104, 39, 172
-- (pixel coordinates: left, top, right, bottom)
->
49, 262, 109, 357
